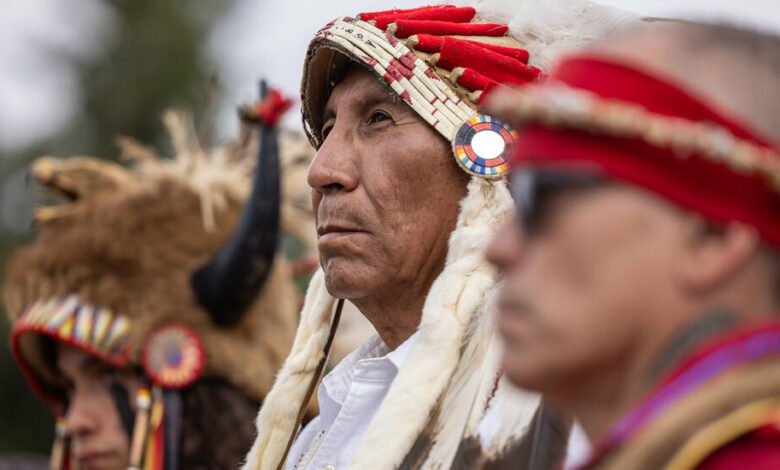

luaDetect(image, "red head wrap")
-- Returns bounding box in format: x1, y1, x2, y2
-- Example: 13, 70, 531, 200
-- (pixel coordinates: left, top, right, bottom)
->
489, 55, 780, 247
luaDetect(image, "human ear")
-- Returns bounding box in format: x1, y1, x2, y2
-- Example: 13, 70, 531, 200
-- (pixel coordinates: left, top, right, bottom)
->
675, 217, 761, 294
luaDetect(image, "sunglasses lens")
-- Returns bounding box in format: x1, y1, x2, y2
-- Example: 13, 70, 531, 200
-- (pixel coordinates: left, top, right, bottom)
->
510, 170, 606, 233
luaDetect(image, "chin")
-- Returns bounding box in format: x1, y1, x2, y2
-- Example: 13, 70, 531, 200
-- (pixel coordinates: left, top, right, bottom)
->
322, 260, 378, 300
501, 354, 548, 392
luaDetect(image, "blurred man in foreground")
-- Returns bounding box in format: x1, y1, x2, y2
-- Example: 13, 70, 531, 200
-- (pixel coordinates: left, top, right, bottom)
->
486, 21, 780, 469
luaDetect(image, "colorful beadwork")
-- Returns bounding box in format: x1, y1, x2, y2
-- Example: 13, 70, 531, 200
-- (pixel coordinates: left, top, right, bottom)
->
13, 295, 133, 368
142, 324, 204, 389
452, 116, 516, 178
308, 10, 537, 180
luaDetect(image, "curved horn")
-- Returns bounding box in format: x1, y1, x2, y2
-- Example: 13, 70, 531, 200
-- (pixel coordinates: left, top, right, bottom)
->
191, 81, 281, 326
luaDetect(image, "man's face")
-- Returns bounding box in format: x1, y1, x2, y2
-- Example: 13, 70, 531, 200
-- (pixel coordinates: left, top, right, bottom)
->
486, 177, 688, 399
309, 65, 468, 301
58, 345, 142, 470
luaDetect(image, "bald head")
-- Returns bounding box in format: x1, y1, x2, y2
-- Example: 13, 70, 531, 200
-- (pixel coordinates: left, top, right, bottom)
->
588, 21, 780, 143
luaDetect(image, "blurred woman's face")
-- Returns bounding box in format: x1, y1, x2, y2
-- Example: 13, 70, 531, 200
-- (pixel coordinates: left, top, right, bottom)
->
57, 345, 143, 470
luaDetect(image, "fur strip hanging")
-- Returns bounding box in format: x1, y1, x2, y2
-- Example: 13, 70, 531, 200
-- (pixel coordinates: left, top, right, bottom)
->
242, 271, 336, 470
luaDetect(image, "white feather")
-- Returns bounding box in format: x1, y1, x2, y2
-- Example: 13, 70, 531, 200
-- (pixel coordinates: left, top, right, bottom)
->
466, 0, 641, 71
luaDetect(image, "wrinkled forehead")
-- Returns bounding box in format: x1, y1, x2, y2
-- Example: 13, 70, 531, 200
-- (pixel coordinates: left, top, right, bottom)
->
321, 61, 403, 119
303, 44, 377, 147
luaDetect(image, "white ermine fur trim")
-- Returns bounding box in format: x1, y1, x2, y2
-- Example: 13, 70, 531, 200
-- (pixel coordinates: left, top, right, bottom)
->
467, 0, 641, 71
420, 266, 505, 467
242, 270, 335, 470
348, 177, 512, 470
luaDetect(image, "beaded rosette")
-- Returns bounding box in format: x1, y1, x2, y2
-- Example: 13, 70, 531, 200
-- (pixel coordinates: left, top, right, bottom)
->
142, 324, 205, 389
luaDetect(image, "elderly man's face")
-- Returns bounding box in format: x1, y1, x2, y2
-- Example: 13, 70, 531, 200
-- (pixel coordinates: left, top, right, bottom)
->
486, 179, 689, 400
308, 65, 468, 302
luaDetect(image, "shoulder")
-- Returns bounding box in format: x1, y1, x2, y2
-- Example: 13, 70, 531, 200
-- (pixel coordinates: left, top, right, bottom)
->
696, 425, 780, 470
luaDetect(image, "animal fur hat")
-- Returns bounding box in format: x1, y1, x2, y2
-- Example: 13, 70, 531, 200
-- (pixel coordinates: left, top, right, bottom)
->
244, 2, 640, 469
3, 106, 316, 405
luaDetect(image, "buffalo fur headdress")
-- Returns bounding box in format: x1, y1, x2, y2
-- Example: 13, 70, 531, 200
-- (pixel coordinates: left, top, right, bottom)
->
3, 108, 316, 404
244, 1, 640, 469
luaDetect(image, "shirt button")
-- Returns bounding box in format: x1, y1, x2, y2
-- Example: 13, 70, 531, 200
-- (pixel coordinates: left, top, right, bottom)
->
324, 466, 336, 470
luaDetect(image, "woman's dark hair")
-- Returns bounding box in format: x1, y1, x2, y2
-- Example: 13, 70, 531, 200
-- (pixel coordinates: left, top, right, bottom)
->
179, 379, 259, 469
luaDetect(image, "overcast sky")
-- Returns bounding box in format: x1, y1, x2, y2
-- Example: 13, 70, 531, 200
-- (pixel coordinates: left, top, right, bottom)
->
1, 0, 779, 154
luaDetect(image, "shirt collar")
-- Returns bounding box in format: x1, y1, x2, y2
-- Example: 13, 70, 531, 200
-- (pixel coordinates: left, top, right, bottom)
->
317, 331, 420, 427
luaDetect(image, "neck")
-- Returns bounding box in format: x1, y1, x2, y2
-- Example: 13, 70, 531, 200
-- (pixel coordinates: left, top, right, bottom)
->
352, 291, 424, 350
565, 309, 743, 442
561, 351, 653, 442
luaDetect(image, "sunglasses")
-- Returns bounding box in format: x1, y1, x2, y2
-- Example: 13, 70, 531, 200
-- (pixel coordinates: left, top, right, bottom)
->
510, 170, 607, 234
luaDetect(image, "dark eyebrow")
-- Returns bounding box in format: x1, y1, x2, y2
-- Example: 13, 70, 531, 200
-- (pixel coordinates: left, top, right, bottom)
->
322, 88, 402, 125
80, 355, 107, 370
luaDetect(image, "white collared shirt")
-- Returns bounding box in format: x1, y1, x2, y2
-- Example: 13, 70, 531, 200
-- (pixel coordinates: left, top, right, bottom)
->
286, 332, 418, 470
285, 332, 590, 470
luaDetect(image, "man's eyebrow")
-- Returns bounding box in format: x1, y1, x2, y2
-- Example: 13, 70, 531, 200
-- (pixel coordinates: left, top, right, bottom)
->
322, 89, 401, 124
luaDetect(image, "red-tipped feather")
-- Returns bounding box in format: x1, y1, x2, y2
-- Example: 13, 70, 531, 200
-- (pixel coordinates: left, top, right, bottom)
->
412, 34, 530, 64
437, 37, 540, 84
392, 20, 508, 38
359, 5, 455, 22
372, 7, 475, 30
410, 33, 444, 52
475, 42, 529, 64
456, 68, 500, 91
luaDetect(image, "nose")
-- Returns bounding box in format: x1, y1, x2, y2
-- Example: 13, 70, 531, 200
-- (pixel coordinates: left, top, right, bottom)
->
307, 126, 359, 195
486, 216, 525, 270
64, 389, 99, 439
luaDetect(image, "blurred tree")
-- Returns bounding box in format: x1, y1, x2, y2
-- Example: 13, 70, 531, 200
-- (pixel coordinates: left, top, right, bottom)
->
0, 0, 232, 453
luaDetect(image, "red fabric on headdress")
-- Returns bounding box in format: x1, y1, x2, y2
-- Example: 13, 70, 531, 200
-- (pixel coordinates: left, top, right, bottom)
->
509, 56, 780, 248
436, 36, 540, 84
412, 33, 530, 63
456, 68, 499, 92
371, 6, 475, 30
359, 5, 456, 22
391, 20, 508, 38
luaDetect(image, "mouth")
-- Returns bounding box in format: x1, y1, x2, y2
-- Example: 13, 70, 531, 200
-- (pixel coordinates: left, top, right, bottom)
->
496, 297, 533, 332
317, 223, 365, 243
75, 451, 116, 469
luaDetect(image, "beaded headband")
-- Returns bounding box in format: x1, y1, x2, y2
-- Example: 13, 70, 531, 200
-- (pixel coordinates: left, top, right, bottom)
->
12, 294, 207, 403
12, 295, 133, 402
303, 6, 542, 179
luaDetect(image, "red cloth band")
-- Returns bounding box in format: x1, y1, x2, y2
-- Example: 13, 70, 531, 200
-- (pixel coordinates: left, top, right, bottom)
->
437, 36, 540, 84
413, 33, 530, 64
511, 56, 780, 247
391, 20, 508, 38
359, 5, 456, 22
371, 7, 475, 30
456, 68, 500, 91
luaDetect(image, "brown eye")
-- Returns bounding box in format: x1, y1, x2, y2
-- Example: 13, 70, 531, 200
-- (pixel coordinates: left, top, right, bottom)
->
321, 123, 334, 140
369, 111, 391, 124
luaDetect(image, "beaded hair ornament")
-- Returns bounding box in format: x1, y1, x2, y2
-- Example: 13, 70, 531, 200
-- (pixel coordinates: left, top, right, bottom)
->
302, 5, 541, 178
